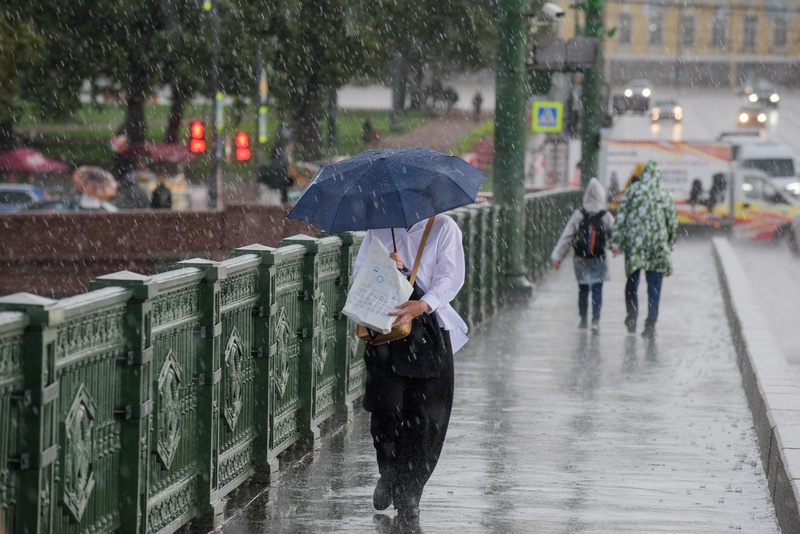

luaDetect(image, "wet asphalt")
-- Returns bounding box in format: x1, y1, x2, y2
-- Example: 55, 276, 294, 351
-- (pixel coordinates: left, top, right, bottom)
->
221, 237, 781, 533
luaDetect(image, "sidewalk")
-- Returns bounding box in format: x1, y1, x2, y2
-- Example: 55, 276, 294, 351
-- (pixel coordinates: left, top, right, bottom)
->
376, 110, 487, 154
221, 236, 780, 533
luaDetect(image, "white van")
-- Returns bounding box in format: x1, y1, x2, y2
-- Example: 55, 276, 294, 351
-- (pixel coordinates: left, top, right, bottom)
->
734, 143, 800, 196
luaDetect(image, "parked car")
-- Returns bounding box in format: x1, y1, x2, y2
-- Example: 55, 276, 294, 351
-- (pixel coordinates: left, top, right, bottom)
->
737, 105, 768, 128
740, 79, 780, 108
0, 184, 51, 213
650, 99, 683, 122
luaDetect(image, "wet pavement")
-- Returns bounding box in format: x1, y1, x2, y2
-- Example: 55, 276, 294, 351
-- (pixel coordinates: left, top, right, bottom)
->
221, 237, 781, 533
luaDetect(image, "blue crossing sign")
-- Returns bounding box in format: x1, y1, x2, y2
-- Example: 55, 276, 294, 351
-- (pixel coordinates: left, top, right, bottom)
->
532, 101, 563, 133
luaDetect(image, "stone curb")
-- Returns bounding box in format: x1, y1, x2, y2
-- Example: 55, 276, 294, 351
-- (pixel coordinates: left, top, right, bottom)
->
713, 237, 800, 533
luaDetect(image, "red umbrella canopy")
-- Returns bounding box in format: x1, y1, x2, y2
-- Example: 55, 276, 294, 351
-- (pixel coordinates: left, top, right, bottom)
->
0, 148, 68, 173
131, 143, 195, 164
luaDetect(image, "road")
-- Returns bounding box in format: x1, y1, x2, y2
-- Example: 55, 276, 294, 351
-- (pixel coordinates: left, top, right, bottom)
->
607, 85, 800, 150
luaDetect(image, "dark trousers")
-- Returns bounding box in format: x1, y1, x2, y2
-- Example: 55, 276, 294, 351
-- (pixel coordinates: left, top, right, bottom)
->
578, 283, 603, 324
363, 330, 454, 509
625, 269, 664, 326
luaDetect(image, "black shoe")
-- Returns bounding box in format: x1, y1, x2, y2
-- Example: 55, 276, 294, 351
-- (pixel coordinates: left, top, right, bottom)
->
625, 317, 636, 334
641, 323, 656, 338
373, 477, 393, 510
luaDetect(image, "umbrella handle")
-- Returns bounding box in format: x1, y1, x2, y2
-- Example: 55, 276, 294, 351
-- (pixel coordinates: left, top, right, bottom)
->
391, 228, 397, 253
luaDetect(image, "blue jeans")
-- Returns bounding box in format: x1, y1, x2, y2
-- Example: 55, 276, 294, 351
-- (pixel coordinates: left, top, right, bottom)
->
578, 283, 603, 324
625, 270, 664, 326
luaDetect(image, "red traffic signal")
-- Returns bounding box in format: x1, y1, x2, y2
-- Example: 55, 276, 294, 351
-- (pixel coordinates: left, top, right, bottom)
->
235, 131, 251, 162
189, 121, 206, 153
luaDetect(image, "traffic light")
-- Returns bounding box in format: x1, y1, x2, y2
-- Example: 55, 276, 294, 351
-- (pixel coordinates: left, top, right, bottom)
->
189, 121, 206, 153
235, 131, 251, 161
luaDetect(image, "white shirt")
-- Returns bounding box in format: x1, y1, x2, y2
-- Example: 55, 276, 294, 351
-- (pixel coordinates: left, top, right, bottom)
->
353, 215, 469, 353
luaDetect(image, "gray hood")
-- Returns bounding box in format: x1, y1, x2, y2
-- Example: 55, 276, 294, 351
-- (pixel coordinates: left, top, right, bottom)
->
582, 177, 607, 214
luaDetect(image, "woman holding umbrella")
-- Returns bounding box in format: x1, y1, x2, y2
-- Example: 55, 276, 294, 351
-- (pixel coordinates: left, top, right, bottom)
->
289, 147, 486, 524
355, 214, 467, 523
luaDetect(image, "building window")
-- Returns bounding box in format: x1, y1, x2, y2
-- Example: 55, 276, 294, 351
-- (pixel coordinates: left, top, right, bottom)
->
773, 18, 787, 50
680, 15, 695, 49
711, 16, 728, 49
619, 13, 632, 45
742, 15, 758, 52
648, 15, 663, 47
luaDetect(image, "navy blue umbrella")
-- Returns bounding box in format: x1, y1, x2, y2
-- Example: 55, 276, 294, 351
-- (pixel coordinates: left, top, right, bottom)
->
288, 147, 488, 236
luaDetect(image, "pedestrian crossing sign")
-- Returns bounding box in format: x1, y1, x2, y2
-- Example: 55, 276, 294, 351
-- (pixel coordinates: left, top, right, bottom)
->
532, 101, 563, 133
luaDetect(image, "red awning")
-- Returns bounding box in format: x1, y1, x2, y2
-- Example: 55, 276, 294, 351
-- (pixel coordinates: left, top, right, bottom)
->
0, 148, 68, 173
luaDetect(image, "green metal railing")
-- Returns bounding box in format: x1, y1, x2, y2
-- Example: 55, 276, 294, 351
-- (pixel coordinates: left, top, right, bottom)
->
0, 191, 577, 534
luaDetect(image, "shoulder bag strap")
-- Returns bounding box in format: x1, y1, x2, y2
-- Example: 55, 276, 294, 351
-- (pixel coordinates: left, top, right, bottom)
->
408, 217, 436, 286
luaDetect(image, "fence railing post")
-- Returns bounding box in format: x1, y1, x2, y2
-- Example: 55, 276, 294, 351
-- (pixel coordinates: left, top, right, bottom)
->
335, 232, 365, 419
90, 272, 156, 534
0, 294, 63, 534
231, 244, 281, 482
172, 259, 226, 528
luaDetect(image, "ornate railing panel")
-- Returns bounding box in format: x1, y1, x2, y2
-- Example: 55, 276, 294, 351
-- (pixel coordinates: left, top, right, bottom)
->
336, 232, 365, 417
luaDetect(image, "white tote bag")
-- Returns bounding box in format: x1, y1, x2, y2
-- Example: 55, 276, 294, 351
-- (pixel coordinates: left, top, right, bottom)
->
342, 238, 413, 334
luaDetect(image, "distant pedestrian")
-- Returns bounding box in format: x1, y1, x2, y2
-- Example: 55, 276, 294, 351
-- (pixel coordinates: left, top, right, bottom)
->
117, 173, 150, 209
151, 175, 172, 209
610, 160, 678, 337
551, 178, 615, 332
472, 91, 483, 122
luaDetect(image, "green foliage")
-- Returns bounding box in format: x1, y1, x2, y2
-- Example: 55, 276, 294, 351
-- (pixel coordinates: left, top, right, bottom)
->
449, 120, 494, 157
0, 12, 41, 126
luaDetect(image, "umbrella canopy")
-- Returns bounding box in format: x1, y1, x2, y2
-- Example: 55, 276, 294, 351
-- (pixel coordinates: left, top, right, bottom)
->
130, 143, 194, 164
73, 166, 118, 199
0, 148, 68, 173
288, 147, 488, 233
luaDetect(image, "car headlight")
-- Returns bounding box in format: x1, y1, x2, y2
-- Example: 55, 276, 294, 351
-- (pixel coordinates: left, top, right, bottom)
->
757, 113, 767, 123
624, 89, 633, 97
770, 93, 780, 103
642, 88, 651, 97
674, 106, 683, 114
786, 182, 800, 194
749, 94, 758, 103
739, 112, 749, 123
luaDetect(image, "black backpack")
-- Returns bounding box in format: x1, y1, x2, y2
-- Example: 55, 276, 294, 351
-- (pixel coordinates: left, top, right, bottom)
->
572, 208, 607, 258
257, 159, 291, 189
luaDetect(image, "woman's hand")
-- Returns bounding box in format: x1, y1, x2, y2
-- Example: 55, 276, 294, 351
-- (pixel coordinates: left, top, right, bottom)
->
553, 260, 561, 271
389, 251, 404, 270
388, 300, 430, 328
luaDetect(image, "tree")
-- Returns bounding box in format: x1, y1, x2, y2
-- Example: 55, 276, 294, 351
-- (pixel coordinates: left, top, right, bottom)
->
268, 0, 385, 160
0, 12, 40, 148
375, 0, 496, 113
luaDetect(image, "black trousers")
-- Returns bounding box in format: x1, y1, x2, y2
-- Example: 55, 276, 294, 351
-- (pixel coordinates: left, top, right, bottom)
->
363, 330, 455, 509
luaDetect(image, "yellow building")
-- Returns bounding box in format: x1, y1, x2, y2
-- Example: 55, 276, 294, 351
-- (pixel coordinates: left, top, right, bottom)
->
562, 0, 800, 87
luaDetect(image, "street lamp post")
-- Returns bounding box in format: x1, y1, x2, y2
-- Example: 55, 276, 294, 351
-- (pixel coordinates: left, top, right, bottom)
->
495, 0, 536, 299
205, 0, 223, 209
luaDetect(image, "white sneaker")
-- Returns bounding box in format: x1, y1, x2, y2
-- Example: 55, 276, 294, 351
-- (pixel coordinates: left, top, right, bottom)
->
591, 323, 600, 334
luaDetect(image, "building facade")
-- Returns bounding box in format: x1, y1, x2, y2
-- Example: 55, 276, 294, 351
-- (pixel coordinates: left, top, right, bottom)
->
562, 0, 800, 87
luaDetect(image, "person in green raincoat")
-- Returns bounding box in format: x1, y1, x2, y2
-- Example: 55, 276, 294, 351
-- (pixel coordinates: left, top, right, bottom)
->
610, 160, 678, 337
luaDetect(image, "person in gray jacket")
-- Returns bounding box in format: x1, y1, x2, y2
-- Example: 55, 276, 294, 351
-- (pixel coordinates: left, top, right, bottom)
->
551, 178, 615, 332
